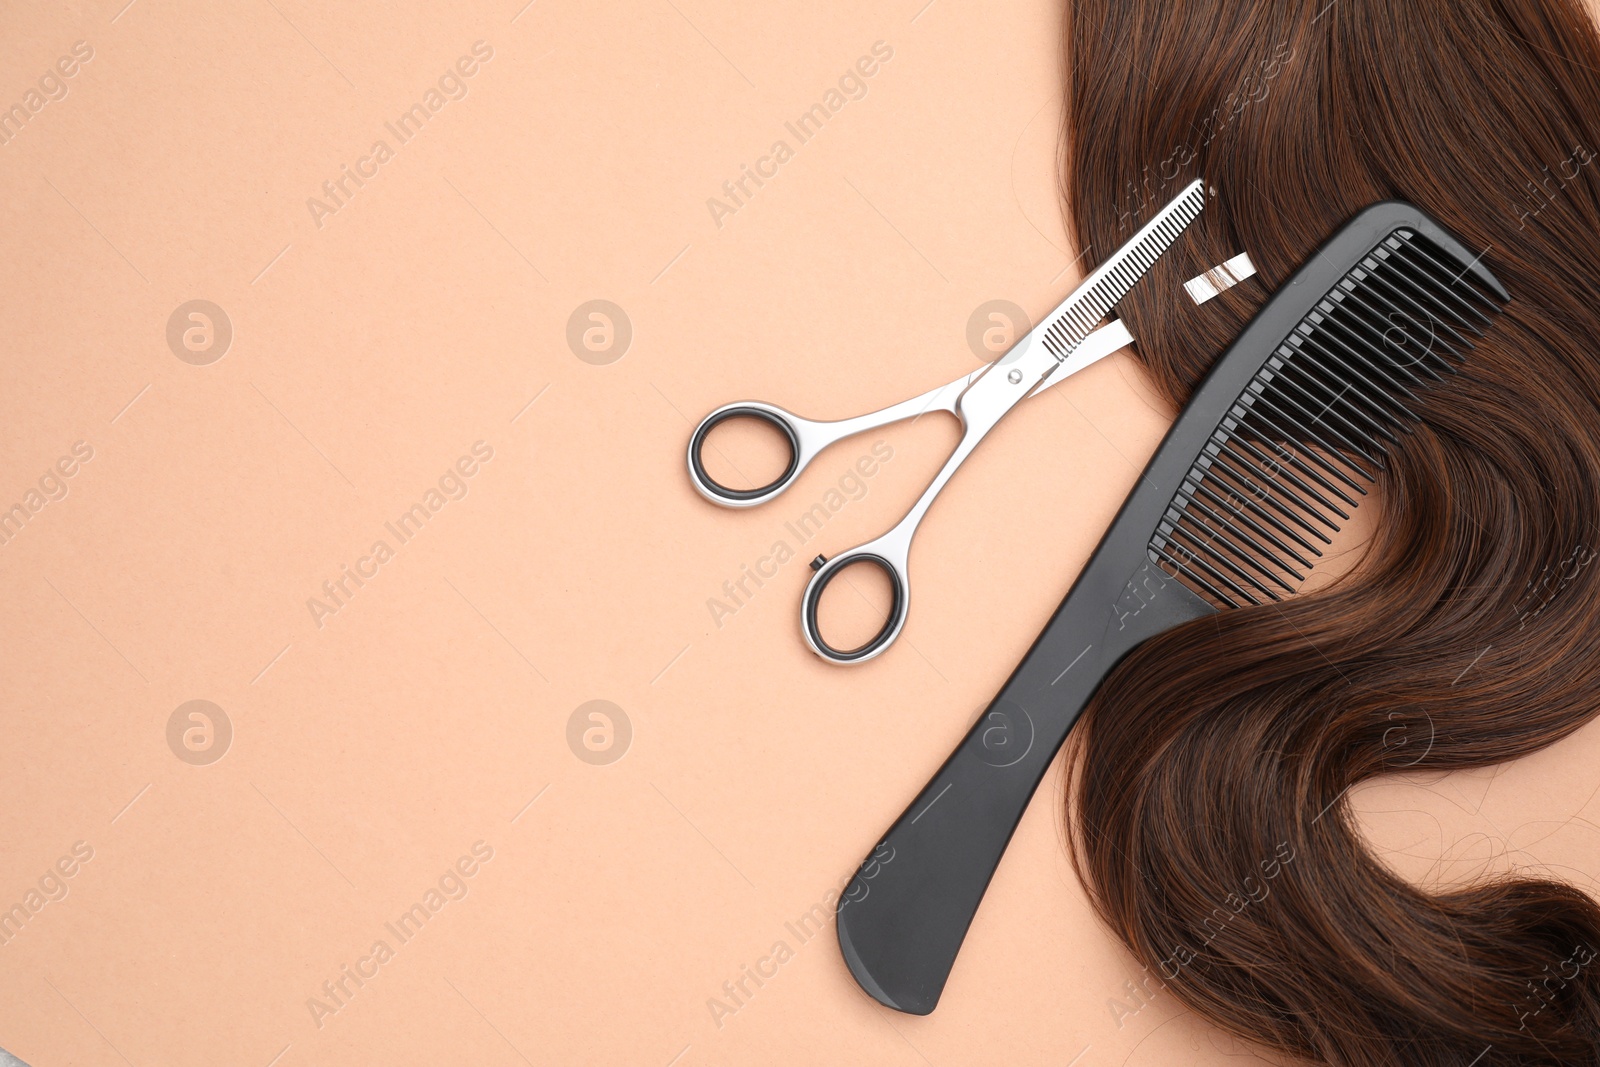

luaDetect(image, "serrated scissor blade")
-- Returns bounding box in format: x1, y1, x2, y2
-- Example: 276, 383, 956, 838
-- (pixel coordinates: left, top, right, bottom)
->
1036, 179, 1206, 361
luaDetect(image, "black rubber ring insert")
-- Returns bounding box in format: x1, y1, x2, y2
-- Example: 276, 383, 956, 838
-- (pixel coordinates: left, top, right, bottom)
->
803, 553, 905, 662
689, 407, 801, 502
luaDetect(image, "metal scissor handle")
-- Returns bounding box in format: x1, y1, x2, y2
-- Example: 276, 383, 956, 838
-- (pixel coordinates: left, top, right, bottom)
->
687, 321, 1139, 663
797, 336, 1063, 663
686, 374, 979, 508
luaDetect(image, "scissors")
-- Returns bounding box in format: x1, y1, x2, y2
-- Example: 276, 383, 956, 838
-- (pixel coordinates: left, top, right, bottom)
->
687, 180, 1206, 665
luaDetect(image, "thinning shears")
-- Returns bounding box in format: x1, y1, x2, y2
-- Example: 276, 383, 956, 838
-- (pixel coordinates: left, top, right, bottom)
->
687, 180, 1205, 664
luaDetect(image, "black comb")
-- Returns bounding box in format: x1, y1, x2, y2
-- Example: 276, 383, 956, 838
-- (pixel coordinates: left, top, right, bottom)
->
835, 202, 1509, 1015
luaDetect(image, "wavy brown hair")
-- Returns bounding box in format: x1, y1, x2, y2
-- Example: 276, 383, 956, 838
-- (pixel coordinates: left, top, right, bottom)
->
1061, 2, 1600, 1064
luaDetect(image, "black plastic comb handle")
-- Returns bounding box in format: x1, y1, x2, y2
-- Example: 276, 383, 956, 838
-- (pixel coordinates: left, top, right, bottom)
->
837, 554, 1213, 1015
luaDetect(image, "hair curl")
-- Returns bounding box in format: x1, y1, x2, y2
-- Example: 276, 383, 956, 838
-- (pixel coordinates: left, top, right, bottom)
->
1062, 2, 1600, 1063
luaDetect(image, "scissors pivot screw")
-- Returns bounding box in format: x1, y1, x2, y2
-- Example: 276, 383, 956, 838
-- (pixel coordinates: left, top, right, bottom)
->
1006, 369, 1022, 384
810, 555, 828, 571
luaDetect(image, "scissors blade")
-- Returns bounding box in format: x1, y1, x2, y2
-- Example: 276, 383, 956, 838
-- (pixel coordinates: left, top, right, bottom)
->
1031, 178, 1206, 363
1027, 318, 1134, 395
933, 317, 1133, 409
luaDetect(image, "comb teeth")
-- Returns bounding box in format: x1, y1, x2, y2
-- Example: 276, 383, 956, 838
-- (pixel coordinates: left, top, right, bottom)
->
1148, 229, 1507, 609
1042, 183, 1207, 360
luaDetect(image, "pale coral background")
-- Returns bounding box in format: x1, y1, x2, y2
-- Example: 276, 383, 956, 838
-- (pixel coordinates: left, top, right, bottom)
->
2, 1, 1599, 1065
